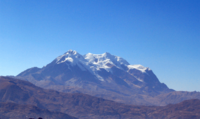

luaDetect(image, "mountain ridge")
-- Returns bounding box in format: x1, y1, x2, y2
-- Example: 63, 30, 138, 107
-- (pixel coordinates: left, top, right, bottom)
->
0, 76, 200, 119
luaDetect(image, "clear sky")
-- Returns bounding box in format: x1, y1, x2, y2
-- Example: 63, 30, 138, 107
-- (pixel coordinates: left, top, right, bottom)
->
0, 0, 199, 91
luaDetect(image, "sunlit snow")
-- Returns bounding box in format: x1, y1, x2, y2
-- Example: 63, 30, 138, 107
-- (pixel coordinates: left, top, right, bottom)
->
54, 50, 150, 81
127, 65, 150, 73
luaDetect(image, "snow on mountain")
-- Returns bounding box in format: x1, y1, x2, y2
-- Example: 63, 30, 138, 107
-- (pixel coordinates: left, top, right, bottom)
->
55, 50, 89, 71
54, 50, 151, 81
84, 52, 129, 72
127, 65, 151, 73
56, 50, 84, 65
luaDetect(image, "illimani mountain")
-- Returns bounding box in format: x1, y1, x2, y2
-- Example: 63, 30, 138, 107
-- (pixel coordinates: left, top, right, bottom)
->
17, 50, 200, 105
1, 76, 200, 119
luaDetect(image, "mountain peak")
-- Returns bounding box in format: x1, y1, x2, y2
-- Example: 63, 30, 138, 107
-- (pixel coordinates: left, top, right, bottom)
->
55, 50, 83, 65
65, 50, 77, 55
103, 52, 111, 56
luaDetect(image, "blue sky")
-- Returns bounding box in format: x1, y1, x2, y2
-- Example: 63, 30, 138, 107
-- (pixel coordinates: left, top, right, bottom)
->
0, 0, 199, 91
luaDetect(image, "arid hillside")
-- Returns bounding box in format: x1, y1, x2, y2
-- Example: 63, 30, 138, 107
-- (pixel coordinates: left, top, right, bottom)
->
0, 76, 200, 119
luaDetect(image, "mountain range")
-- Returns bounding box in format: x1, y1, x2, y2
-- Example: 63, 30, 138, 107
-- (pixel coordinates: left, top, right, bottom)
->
16, 50, 200, 106
1, 76, 200, 119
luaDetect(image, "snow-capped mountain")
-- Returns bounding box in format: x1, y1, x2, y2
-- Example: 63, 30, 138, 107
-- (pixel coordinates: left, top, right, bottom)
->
53, 50, 150, 82
17, 50, 173, 105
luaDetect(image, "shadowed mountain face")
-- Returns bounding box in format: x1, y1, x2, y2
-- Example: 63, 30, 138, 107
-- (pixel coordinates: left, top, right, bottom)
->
17, 50, 175, 105
0, 76, 200, 119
